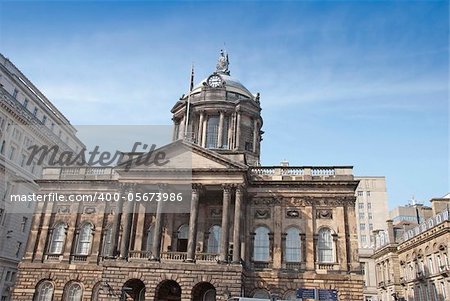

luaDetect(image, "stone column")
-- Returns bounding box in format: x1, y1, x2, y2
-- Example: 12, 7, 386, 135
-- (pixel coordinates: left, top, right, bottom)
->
219, 185, 232, 262
34, 200, 55, 261
135, 202, 146, 251
235, 111, 241, 149
198, 111, 204, 145
273, 204, 282, 268
305, 202, 315, 270
120, 188, 135, 259
186, 184, 201, 262
179, 115, 185, 140
217, 111, 225, 148
253, 119, 258, 153
151, 184, 165, 260
201, 117, 207, 148
232, 185, 244, 263
111, 192, 124, 257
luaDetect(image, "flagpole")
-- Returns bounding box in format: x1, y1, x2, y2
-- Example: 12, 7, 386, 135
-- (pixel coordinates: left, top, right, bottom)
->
184, 64, 194, 140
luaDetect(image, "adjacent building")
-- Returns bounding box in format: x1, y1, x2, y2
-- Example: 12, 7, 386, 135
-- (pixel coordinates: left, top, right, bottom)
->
11, 52, 364, 301
355, 176, 389, 301
0, 53, 84, 301
373, 194, 450, 301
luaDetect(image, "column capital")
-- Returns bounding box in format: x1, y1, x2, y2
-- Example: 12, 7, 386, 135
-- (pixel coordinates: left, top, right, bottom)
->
221, 184, 234, 193
120, 183, 136, 193
235, 184, 246, 194
192, 183, 204, 193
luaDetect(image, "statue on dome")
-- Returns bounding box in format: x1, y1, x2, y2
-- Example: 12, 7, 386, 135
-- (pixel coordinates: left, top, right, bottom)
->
216, 49, 230, 74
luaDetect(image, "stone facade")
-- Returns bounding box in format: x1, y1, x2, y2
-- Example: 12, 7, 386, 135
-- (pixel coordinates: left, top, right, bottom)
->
0, 53, 84, 301
355, 176, 389, 301
11, 52, 363, 301
373, 195, 450, 301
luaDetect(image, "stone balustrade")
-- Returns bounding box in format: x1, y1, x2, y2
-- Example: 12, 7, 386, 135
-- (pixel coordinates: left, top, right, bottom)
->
249, 166, 353, 181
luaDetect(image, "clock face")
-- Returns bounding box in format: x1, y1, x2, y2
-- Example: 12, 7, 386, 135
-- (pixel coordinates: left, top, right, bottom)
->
207, 75, 222, 88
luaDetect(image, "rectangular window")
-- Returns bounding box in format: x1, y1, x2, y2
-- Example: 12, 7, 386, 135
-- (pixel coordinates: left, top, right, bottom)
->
359, 212, 365, 220
15, 241, 22, 257
360, 223, 366, 231
51, 123, 55, 131
13, 88, 18, 99
33, 107, 38, 116
361, 235, 367, 244
5, 271, 11, 282
0, 208, 4, 224
367, 202, 372, 210
357, 191, 363, 196
367, 191, 371, 197
368, 213, 373, 220
369, 223, 373, 231
42, 115, 47, 125
358, 202, 364, 209
23, 98, 28, 109
8, 146, 16, 160
21, 217, 28, 232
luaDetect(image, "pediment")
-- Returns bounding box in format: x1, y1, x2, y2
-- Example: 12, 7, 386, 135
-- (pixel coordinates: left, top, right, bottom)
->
115, 140, 248, 172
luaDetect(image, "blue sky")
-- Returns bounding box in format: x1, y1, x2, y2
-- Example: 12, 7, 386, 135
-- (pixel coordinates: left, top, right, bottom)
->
0, 1, 448, 208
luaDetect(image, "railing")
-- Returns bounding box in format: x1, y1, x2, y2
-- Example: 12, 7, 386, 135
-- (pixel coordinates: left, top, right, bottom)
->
128, 250, 152, 260
46, 254, 61, 261
43, 167, 117, 180
249, 166, 352, 181
71, 255, 88, 262
316, 263, 337, 270
195, 253, 219, 262
284, 262, 303, 271
160, 252, 187, 261
252, 261, 271, 270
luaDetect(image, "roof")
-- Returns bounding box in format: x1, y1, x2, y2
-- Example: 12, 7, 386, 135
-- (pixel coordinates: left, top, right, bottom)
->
189, 73, 255, 99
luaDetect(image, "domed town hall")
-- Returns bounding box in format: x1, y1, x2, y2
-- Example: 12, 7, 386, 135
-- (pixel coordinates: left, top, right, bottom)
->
11, 52, 363, 300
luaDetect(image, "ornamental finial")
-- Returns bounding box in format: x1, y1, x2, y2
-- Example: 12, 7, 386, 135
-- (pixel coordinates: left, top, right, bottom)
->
216, 49, 230, 75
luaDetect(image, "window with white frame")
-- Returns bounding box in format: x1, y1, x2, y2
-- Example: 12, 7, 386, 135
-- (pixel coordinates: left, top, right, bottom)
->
317, 228, 334, 263
76, 223, 93, 255
49, 222, 66, 254
34, 281, 54, 301
253, 226, 270, 262
65, 282, 82, 301
284, 227, 301, 262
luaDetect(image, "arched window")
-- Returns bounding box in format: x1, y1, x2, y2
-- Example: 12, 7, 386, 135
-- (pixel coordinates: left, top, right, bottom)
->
146, 224, 155, 251
318, 228, 334, 263
253, 289, 270, 298
176, 224, 189, 252
207, 225, 221, 253
102, 227, 113, 257
206, 116, 219, 148
76, 223, 93, 255
285, 227, 301, 262
35, 281, 54, 301
64, 282, 82, 301
253, 226, 270, 262
49, 222, 66, 254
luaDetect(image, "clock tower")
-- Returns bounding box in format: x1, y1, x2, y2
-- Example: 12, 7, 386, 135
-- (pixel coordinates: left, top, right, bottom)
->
171, 50, 263, 166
